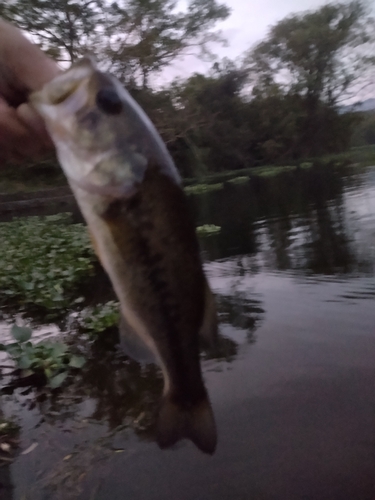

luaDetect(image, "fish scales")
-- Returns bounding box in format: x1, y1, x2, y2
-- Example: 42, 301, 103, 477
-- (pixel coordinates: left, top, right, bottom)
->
99, 168, 207, 402
31, 57, 218, 454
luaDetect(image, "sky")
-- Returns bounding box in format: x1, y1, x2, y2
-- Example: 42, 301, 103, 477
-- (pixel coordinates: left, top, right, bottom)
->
158, 0, 375, 103
158, 0, 332, 84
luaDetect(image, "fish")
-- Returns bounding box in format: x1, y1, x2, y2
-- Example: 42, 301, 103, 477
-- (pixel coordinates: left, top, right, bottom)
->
30, 57, 218, 454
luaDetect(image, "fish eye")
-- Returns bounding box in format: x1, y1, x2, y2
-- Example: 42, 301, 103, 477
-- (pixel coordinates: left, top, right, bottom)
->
96, 88, 123, 115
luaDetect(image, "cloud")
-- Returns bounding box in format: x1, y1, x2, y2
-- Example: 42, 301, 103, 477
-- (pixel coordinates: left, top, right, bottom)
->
157, 0, 331, 85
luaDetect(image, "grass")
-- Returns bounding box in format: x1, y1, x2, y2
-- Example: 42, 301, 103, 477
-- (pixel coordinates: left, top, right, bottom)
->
321, 145, 375, 166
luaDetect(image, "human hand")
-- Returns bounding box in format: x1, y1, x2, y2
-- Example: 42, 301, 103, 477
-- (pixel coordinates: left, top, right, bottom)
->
0, 19, 60, 162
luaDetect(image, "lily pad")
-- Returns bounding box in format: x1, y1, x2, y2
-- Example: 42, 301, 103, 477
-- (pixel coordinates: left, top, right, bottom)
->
49, 372, 68, 389
11, 325, 32, 343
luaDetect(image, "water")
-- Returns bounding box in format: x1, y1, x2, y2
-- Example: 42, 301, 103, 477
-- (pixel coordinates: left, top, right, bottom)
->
1, 164, 375, 499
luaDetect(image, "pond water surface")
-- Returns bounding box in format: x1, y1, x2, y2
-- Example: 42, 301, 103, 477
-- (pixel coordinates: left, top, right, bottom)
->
1, 164, 375, 500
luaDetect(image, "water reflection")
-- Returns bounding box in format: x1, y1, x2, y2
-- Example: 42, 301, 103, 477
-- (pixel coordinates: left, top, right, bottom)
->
217, 293, 264, 337
196, 164, 375, 276
1, 164, 375, 499
5, 276, 265, 438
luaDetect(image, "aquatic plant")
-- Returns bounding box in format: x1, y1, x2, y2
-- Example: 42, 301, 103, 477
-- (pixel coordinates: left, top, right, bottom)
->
227, 176, 250, 185
0, 214, 95, 311
0, 325, 85, 388
299, 162, 313, 169
184, 183, 224, 195
0, 418, 19, 438
196, 224, 221, 236
255, 165, 296, 177
0, 417, 20, 464
78, 301, 120, 335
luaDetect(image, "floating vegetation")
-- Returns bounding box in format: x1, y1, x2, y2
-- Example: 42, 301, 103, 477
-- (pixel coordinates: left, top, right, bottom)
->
299, 162, 313, 169
0, 417, 20, 464
0, 325, 85, 389
255, 165, 296, 177
227, 176, 250, 185
78, 301, 120, 335
0, 418, 19, 438
0, 214, 95, 312
184, 183, 224, 195
196, 224, 221, 236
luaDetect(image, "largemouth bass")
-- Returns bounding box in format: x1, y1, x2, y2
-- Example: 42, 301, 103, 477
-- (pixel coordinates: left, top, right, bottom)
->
31, 58, 218, 454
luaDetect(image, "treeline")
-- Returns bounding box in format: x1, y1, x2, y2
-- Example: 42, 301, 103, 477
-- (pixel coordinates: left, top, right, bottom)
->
1, 0, 374, 178
351, 111, 375, 147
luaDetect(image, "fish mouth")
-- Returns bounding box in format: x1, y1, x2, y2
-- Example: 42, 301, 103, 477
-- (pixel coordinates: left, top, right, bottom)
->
48, 79, 83, 105
30, 57, 96, 112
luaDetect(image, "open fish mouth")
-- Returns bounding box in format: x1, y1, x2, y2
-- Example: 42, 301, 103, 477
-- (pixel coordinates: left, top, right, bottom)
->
31, 57, 94, 106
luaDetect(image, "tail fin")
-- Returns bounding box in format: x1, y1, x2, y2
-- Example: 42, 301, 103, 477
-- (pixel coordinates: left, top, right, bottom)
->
156, 396, 217, 455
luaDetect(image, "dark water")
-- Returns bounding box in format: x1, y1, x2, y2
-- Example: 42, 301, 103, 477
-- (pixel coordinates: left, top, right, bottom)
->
2, 165, 375, 500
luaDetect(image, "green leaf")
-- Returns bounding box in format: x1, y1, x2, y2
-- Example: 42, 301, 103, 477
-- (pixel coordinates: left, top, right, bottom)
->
17, 355, 32, 369
5, 343, 22, 357
51, 343, 67, 358
11, 325, 32, 343
49, 372, 68, 389
0, 343, 6, 351
69, 356, 86, 369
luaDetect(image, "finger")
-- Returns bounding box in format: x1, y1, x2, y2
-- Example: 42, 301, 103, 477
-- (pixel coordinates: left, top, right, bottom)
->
0, 98, 47, 161
0, 19, 59, 106
17, 102, 54, 149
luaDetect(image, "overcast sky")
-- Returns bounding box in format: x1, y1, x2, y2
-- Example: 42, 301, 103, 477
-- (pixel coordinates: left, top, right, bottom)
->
158, 0, 331, 83
158, 0, 375, 102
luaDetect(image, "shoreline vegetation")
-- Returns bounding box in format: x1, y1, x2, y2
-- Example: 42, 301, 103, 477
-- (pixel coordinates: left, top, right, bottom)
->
0, 1, 373, 197
0, 150, 372, 391
0, 145, 374, 197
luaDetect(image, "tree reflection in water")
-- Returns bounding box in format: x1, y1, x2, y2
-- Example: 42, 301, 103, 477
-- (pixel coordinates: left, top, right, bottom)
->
3, 161, 375, 499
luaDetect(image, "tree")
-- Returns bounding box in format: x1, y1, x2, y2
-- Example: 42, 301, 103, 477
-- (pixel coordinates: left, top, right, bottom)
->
0, 0, 105, 63
244, 1, 374, 156
164, 61, 252, 175
351, 111, 375, 146
105, 0, 230, 87
0, 0, 229, 86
